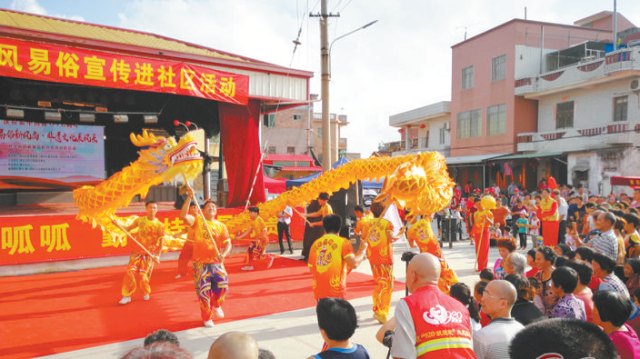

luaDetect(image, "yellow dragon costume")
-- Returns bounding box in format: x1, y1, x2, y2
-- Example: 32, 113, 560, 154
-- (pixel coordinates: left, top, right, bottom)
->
73, 130, 456, 277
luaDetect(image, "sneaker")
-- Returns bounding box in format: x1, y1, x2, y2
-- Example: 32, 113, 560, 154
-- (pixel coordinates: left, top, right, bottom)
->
373, 312, 387, 324
280, 250, 284, 255
241, 266, 254, 271
143, 294, 150, 301
119, 296, 131, 305
289, 249, 293, 254
175, 274, 182, 279
267, 257, 274, 269
203, 320, 214, 328
214, 306, 224, 318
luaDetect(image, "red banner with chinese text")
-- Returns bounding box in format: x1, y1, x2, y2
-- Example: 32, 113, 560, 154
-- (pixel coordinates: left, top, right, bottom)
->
0, 37, 249, 105
0, 208, 304, 266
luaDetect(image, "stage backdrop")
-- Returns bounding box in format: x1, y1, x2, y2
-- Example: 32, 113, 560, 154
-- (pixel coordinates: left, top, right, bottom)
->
0, 120, 105, 190
0, 208, 304, 266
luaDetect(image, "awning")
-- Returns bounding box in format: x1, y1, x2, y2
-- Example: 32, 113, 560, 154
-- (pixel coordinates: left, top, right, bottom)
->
445, 153, 510, 165
492, 152, 564, 160
573, 164, 590, 172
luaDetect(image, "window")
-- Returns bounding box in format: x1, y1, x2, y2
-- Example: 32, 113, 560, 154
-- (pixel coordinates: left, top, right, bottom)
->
462, 66, 474, 90
613, 96, 628, 122
486, 104, 506, 136
263, 113, 276, 127
556, 101, 574, 129
317, 128, 322, 139
287, 146, 295, 154
439, 128, 446, 144
491, 54, 506, 82
456, 109, 481, 139
268, 146, 276, 154
318, 154, 323, 164
293, 114, 302, 120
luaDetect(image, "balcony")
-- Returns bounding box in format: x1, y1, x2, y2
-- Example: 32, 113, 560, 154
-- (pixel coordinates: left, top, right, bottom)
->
514, 48, 640, 98
516, 120, 640, 152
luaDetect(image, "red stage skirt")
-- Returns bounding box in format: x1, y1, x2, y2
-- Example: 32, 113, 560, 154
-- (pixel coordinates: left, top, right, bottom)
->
542, 221, 559, 247
475, 227, 490, 271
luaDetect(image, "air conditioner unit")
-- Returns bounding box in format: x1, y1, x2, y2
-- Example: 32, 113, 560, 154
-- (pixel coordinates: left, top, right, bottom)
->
630, 78, 640, 92
444, 123, 450, 130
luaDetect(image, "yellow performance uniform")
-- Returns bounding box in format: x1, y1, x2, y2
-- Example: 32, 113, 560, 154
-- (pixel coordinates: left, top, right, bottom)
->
366, 218, 395, 321
192, 217, 231, 322
320, 203, 333, 218
245, 217, 273, 266
354, 213, 373, 239
308, 234, 355, 300
407, 217, 459, 294
122, 217, 164, 297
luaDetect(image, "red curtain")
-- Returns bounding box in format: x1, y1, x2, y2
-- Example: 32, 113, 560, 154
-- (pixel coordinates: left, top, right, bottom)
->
219, 100, 266, 207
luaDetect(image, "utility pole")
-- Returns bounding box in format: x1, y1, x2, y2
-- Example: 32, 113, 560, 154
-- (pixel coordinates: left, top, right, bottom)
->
311, 0, 339, 171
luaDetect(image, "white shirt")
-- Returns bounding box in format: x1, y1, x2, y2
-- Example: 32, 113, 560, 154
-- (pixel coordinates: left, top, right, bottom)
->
557, 201, 568, 220
472, 318, 524, 359
278, 206, 293, 225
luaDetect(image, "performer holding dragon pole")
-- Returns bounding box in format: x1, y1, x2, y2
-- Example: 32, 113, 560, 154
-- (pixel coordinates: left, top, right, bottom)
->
406, 213, 459, 294
114, 201, 165, 305
180, 186, 232, 328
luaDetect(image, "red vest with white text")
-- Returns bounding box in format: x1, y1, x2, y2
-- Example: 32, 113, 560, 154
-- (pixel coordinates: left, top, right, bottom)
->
403, 285, 476, 359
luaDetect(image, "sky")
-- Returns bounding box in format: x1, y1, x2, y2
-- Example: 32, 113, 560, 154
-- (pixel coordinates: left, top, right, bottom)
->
2, 0, 640, 157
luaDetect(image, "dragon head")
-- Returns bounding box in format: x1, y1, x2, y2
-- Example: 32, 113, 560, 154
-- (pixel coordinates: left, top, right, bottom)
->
130, 130, 203, 183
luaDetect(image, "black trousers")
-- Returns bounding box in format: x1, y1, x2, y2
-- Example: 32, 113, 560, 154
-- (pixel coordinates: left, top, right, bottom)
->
519, 233, 527, 248
277, 222, 292, 252
558, 220, 567, 244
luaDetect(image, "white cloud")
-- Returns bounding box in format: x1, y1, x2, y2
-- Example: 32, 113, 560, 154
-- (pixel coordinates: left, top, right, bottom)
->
10, 0, 84, 21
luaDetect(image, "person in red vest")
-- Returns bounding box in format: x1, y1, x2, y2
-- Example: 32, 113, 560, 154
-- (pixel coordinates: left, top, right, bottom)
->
390, 253, 476, 358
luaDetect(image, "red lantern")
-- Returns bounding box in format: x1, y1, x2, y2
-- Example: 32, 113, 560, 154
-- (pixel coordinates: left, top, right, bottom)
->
398, 129, 404, 133
406, 125, 411, 128
419, 124, 426, 129
474, 173, 478, 181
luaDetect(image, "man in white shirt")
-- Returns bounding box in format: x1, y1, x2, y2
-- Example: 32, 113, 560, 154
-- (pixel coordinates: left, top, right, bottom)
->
555, 190, 569, 245
473, 280, 524, 359
588, 212, 618, 260
277, 206, 293, 255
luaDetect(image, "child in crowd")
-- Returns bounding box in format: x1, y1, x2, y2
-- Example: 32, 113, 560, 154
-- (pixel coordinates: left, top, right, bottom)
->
516, 210, 529, 250
565, 225, 579, 251
309, 297, 370, 359
528, 277, 545, 314
479, 268, 494, 282
474, 281, 491, 327
529, 212, 541, 248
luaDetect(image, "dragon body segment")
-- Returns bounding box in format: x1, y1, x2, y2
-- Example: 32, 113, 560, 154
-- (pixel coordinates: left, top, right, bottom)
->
224, 151, 454, 236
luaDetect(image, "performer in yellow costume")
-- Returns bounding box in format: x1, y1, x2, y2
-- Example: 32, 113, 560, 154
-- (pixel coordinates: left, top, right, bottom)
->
306, 192, 333, 227
406, 214, 459, 294
308, 214, 368, 300
237, 206, 274, 271
181, 187, 233, 328
354, 205, 373, 242
116, 201, 165, 305
366, 202, 403, 324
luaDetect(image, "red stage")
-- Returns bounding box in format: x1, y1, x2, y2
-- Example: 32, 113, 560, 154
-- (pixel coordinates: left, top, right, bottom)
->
0, 255, 402, 359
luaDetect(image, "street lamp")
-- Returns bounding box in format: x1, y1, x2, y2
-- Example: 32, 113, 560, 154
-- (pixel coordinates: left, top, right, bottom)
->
320, 19, 378, 171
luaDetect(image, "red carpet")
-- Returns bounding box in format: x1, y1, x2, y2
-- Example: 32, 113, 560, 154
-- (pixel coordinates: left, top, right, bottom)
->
0, 255, 404, 359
